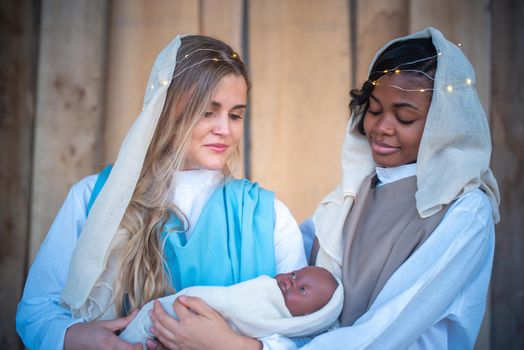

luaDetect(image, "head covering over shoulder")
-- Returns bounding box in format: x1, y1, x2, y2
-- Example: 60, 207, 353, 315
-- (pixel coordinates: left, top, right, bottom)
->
314, 27, 500, 279
61, 36, 184, 314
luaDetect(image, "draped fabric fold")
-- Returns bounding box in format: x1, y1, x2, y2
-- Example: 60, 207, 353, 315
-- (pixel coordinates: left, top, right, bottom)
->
61, 36, 184, 313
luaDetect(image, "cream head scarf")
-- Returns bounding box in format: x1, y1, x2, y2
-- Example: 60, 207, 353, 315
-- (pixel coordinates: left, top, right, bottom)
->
61, 36, 183, 316
314, 27, 500, 279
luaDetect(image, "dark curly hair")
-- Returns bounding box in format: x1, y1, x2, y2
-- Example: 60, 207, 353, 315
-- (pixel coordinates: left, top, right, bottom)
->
350, 38, 437, 135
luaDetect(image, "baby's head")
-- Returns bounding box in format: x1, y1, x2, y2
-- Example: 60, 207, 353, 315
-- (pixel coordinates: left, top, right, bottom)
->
275, 266, 338, 316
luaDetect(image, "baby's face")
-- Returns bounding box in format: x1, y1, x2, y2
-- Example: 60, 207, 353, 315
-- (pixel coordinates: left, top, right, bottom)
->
275, 266, 337, 316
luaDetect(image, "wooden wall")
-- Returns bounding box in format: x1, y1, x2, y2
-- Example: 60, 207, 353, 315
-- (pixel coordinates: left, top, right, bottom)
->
409, 3, 494, 348
249, 0, 349, 221
0, 2, 39, 348
491, 1, 524, 348
29, 0, 109, 262
2, 0, 522, 348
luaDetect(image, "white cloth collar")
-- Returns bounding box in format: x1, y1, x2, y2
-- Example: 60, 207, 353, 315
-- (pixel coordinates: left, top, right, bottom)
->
174, 169, 223, 191
375, 163, 417, 186
171, 169, 224, 238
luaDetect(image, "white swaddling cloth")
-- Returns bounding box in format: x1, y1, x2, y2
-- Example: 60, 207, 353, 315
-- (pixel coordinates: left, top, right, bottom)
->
120, 275, 343, 347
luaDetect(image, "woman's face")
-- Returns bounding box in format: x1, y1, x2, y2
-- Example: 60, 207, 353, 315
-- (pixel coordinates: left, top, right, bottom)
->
363, 73, 431, 167
184, 74, 247, 171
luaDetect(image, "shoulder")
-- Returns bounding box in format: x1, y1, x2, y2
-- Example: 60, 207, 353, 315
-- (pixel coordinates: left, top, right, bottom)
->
430, 188, 495, 252
68, 173, 99, 206
274, 197, 294, 217
447, 188, 493, 224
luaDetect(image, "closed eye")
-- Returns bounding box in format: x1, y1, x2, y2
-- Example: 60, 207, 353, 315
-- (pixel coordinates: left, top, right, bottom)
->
398, 118, 415, 125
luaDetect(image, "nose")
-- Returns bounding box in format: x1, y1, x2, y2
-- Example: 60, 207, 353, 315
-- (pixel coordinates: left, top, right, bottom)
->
280, 277, 295, 290
374, 113, 394, 136
212, 113, 231, 136
287, 276, 297, 289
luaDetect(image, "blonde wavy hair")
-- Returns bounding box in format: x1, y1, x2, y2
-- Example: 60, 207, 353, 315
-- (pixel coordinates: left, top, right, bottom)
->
113, 35, 249, 316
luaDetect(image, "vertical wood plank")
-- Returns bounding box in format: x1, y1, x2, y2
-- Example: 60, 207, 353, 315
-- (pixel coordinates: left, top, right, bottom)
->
409, 0, 491, 115
30, 0, 109, 262
410, 0, 491, 350
409, 3, 493, 348
354, 0, 409, 85
103, 0, 199, 163
201, 0, 245, 177
249, 0, 350, 222
0, 1, 38, 348
201, 0, 243, 53
491, 1, 524, 348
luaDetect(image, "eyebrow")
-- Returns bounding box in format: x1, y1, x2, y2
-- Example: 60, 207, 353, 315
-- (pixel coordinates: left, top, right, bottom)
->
369, 95, 419, 111
210, 101, 247, 110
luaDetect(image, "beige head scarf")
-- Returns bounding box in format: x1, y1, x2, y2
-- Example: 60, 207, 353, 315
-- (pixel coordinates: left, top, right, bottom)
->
61, 36, 183, 316
314, 27, 500, 279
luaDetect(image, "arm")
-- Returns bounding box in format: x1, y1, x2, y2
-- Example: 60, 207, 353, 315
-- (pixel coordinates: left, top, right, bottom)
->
148, 297, 262, 350
65, 311, 141, 350
16, 176, 94, 349
273, 199, 308, 273
16, 175, 140, 350
301, 189, 495, 349
259, 190, 495, 350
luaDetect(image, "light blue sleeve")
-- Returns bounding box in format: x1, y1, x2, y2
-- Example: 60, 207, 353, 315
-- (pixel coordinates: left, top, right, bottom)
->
16, 175, 96, 350
299, 219, 315, 262
262, 190, 495, 350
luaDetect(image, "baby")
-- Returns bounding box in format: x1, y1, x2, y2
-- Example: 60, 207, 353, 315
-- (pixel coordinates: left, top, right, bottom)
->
120, 266, 343, 347
274, 265, 338, 316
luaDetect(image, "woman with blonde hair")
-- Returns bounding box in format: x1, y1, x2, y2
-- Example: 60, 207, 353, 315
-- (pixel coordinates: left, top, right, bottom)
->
16, 35, 306, 350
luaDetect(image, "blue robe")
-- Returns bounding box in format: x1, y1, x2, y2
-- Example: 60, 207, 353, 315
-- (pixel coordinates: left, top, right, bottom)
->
88, 165, 276, 292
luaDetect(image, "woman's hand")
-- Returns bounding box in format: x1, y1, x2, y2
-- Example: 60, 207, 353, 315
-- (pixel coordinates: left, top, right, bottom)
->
64, 309, 142, 350
147, 296, 262, 350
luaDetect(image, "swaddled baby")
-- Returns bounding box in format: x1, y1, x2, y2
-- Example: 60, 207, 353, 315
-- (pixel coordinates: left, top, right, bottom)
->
120, 266, 343, 347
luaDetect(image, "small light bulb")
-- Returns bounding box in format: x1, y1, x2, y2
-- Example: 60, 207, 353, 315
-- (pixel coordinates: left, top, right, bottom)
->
438, 52, 443, 56
447, 85, 453, 92
420, 89, 426, 92
395, 69, 400, 74
458, 43, 462, 47
150, 84, 154, 90
372, 81, 377, 86
383, 70, 388, 73
160, 80, 168, 86
466, 78, 472, 85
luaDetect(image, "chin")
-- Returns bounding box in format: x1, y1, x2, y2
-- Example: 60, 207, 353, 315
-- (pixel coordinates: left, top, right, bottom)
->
373, 155, 404, 168
202, 161, 227, 171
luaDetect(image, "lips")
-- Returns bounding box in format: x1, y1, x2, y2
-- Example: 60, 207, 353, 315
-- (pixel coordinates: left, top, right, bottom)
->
205, 143, 228, 152
370, 140, 400, 155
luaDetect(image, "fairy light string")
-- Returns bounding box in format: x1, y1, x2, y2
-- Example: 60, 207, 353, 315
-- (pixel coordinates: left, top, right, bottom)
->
367, 47, 475, 93
142, 48, 240, 108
